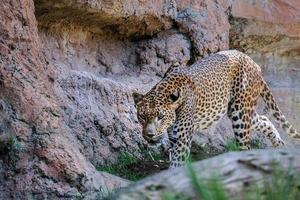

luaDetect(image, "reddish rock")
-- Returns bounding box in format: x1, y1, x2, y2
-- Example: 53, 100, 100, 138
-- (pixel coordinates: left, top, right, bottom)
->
0, 0, 129, 199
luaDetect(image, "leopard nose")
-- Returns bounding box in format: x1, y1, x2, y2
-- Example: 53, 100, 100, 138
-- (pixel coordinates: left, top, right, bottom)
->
146, 131, 155, 138
143, 129, 155, 138
144, 123, 156, 138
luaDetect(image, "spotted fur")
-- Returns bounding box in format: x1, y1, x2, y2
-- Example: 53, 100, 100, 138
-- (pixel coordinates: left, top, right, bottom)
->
134, 50, 300, 168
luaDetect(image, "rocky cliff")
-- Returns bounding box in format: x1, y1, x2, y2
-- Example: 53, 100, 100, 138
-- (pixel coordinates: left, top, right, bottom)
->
0, 0, 299, 199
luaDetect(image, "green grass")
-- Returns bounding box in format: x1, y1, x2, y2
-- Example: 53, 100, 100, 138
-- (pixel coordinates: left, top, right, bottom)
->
97, 152, 141, 181
257, 164, 300, 200
162, 162, 300, 200
250, 138, 263, 149
225, 139, 241, 152
162, 192, 191, 200
97, 151, 166, 181
98, 138, 263, 183
8, 135, 22, 151
225, 138, 263, 152
186, 162, 229, 200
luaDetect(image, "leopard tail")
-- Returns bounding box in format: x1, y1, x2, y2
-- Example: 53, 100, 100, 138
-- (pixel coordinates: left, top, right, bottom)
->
261, 81, 300, 139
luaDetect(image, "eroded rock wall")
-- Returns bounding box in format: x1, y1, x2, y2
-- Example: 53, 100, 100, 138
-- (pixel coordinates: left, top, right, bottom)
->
0, 0, 129, 199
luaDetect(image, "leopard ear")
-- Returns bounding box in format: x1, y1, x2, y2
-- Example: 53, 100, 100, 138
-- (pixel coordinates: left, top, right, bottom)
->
133, 92, 144, 104
163, 62, 180, 78
169, 89, 180, 103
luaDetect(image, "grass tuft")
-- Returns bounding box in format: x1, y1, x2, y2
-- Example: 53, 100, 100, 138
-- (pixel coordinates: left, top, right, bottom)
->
225, 138, 263, 152
97, 151, 168, 181
97, 152, 141, 181
186, 162, 229, 200
225, 139, 241, 152
8, 135, 22, 151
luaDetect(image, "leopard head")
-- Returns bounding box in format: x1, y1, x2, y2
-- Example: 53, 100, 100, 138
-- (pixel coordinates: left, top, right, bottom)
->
133, 77, 184, 143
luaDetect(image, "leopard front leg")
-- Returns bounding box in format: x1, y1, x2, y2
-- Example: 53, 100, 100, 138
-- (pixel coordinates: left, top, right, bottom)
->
168, 115, 194, 168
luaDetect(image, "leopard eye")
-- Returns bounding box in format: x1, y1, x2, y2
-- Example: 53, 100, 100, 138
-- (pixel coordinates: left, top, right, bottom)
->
169, 89, 179, 102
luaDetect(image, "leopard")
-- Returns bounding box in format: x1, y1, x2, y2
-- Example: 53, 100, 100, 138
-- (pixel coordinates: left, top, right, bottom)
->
133, 50, 300, 168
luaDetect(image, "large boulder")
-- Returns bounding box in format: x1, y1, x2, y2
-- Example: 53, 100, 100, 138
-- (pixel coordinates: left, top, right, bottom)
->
114, 148, 300, 200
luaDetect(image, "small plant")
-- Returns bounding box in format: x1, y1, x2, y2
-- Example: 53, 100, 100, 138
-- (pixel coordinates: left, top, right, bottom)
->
250, 138, 262, 149
97, 152, 141, 181
258, 163, 300, 200
187, 162, 229, 200
225, 139, 241, 152
8, 135, 22, 151
225, 138, 263, 152
97, 151, 168, 181
162, 192, 191, 200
